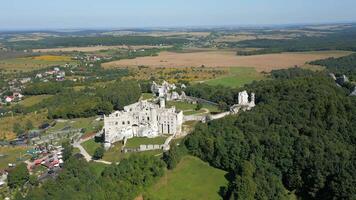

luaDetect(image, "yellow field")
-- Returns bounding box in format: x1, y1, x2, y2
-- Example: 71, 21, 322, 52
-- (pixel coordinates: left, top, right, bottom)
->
122, 66, 228, 83
103, 50, 351, 72
33, 45, 172, 53
0, 56, 74, 72
32, 55, 72, 62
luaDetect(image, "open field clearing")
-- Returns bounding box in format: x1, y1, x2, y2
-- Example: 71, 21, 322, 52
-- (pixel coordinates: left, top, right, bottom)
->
33, 45, 172, 53
47, 117, 101, 136
32, 55, 72, 61
0, 111, 48, 140
144, 156, 228, 200
166, 101, 220, 114
82, 139, 102, 156
204, 67, 266, 88
122, 66, 227, 83
103, 50, 351, 72
17, 95, 52, 107
136, 31, 211, 37
0, 146, 31, 170
0, 56, 75, 72
125, 137, 167, 148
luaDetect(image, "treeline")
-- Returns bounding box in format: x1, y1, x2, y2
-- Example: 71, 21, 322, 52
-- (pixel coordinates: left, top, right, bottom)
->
23, 81, 73, 95
27, 80, 142, 119
180, 69, 356, 199
234, 26, 356, 55
310, 53, 356, 81
5, 36, 189, 50
184, 83, 238, 106
17, 155, 165, 200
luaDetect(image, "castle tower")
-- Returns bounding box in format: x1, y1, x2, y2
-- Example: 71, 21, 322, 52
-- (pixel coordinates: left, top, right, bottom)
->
250, 93, 256, 107
160, 98, 165, 108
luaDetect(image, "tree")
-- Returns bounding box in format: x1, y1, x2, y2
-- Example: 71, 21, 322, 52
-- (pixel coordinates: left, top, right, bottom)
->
93, 146, 105, 160
195, 102, 203, 111
26, 120, 34, 131
184, 70, 356, 199
234, 161, 257, 200
13, 123, 24, 136
29, 174, 39, 186
162, 144, 185, 169
7, 163, 29, 188
62, 140, 73, 161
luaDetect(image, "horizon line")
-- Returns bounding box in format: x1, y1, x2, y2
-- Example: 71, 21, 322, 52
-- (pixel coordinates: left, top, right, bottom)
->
0, 20, 355, 32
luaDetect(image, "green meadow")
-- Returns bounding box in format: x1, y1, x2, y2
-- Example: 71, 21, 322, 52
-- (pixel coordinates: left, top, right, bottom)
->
145, 156, 228, 200
205, 67, 265, 88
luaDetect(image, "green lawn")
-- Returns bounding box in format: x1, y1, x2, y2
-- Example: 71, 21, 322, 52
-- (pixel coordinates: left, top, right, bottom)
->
167, 101, 220, 115
102, 142, 124, 163
47, 117, 102, 134
125, 137, 167, 148
183, 109, 206, 115
18, 95, 52, 107
88, 161, 107, 177
145, 156, 228, 200
0, 146, 31, 170
103, 142, 163, 163
82, 139, 102, 156
141, 93, 155, 100
205, 67, 265, 88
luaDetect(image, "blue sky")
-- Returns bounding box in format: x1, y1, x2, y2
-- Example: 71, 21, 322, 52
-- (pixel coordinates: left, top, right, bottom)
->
1, 0, 356, 30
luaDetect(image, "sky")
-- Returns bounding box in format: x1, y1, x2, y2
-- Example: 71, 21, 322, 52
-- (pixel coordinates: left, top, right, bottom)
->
1, 0, 356, 30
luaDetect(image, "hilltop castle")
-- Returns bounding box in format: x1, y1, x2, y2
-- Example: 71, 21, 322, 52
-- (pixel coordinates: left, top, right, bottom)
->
103, 99, 183, 148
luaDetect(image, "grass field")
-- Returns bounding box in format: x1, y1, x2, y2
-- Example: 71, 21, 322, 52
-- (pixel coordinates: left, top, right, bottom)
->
103, 50, 351, 72
205, 67, 265, 88
0, 146, 31, 170
47, 117, 102, 135
88, 161, 107, 176
0, 55, 74, 72
17, 95, 52, 107
0, 111, 48, 140
144, 156, 228, 200
102, 142, 163, 163
82, 139, 102, 156
125, 137, 167, 148
166, 101, 220, 114
141, 93, 155, 100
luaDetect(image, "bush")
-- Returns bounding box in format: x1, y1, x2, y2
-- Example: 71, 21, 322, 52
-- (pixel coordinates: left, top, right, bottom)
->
93, 146, 104, 160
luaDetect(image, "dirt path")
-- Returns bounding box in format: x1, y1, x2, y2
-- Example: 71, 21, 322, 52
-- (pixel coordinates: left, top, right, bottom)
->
73, 136, 112, 165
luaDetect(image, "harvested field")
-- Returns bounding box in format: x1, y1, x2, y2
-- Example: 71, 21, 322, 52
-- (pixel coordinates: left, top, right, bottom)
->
103, 50, 351, 72
33, 45, 172, 53
0, 56, 75, 72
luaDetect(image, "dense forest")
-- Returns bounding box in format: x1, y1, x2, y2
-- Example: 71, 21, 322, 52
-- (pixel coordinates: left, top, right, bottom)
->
310, 53, 356, 81
181, 69, 356, 199
234, 27, 356, 55
23, 80, 142, 119
4, 36, 189, 50
16, 154, 165, 200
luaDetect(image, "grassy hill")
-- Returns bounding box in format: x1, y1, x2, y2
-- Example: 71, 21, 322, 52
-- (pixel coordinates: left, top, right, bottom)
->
205, 67, 265, 88
144, 156, 228, 200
